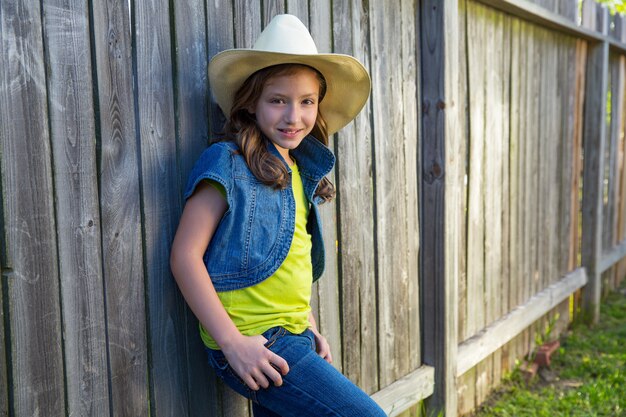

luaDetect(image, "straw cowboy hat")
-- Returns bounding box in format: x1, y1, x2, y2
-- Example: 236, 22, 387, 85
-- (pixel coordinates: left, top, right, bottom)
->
208, 14, 371, 136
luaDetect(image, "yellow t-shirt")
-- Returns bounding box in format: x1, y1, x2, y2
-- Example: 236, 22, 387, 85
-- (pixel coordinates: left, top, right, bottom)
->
201, 163, 312, 349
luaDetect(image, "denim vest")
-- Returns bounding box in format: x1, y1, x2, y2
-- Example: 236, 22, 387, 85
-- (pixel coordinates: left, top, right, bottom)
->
183, 135, 335, 292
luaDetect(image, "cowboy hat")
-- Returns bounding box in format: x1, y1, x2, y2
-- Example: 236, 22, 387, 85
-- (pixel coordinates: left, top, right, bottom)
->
208, 14, 371, 136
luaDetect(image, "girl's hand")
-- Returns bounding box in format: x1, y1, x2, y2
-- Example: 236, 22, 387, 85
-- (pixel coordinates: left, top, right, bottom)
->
221, 334, 289, 391
309, 327, 333, 364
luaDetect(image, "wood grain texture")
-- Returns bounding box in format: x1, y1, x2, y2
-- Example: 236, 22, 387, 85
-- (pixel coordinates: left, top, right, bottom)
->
499, 14, 512, 318
369, 0, 418, 388
262, 0, 285, 26
308, 0, 344, 374
171, 0, 219, 415
457, 268, 587, 376
370, 365, 435, 416
285, 0, 308, 25
465, 0, 487, 338
333, 0, 378, 394
0, 1, 66, 415
134, 0, 190, 414
42, 1, 110, 415
580, 0, 609, 323
557, 35, 578, 276
400, 0, 421, 373
234, 0, 261, 48
206, 1, 250, 414
90, 0, 150, 414
421, 0, 460, 413
457, 0, 470, 344
0, 271, 6, 417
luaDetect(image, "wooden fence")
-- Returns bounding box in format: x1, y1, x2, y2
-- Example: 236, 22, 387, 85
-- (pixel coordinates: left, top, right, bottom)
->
0, 0, 625, 416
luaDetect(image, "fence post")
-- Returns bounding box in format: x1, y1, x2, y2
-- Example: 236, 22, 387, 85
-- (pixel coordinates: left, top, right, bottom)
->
580, 0, 609, 324
420, 0, 461, 414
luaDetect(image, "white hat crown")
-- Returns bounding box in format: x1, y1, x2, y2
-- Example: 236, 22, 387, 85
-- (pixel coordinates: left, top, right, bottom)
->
253, 15, 319, 55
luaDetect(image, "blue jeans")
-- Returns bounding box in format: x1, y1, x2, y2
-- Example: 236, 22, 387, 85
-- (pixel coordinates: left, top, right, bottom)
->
206, 327, 387, 417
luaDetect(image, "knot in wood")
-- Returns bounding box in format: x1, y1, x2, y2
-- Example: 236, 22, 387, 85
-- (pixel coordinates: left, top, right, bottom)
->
425, 161, 443, 184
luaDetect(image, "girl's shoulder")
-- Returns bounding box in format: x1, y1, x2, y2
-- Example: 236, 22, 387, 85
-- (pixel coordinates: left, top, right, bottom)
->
184, 141, 240, 200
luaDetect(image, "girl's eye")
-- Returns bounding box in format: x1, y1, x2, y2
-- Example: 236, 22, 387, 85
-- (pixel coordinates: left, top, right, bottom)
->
270, 98, 285, 104
303, 99, 316, 105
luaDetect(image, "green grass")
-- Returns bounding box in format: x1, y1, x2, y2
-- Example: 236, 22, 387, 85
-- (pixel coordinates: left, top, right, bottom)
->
472, 285, 626, 417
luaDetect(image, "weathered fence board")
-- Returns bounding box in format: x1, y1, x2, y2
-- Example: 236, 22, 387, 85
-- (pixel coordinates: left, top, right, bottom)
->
421, 0, 461, 413
581, 0, 610, 323
0, 1, 66, 415
42, 1, 110, 415
457, 268, 587, 376
172, 0, 218, 414
135, 0, 190, 414
91, 0, 150, 414
334, 0, 378, 394
206, 1, 250, 414
308, 0, 344, 374
370, 0, 420, 389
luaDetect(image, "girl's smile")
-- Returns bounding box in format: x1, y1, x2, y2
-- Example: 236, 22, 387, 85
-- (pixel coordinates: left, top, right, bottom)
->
251, 68, 321, 165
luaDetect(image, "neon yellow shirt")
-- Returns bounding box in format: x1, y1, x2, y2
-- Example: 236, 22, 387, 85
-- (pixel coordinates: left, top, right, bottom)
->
201, 163, 312, 349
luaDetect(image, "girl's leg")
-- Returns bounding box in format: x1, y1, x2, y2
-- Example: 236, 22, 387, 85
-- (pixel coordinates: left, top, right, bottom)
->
207, 327, 386, 417
255, 328, 386, 417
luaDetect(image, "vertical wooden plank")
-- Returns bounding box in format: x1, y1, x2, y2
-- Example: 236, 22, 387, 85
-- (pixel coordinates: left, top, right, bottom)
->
285, 0, 308, 24
465, 0, 486, 338
206, 2, 249, 415
572, 39, 587, 273
206, 0, 234, 137
457, 0, 469, 344
41, 1, 110, 415
262, 0, 284, 26
370, 0, 411, 388
580, 0, 609, 323
334, 0, 378, 393
421, 0, 460, 413
456, 368, 475, 416
499, 11, 512, 318
509, 16, 522, 313
527, 22, 540, 301
171, 1, 219, 415
558, 35, 576, 277
400, 0, 420, 375
233, 0, 262, 48
309, 0, 343, 373
483, 6, 504, 326
547, 33, 561, 286
0, 1, 66, 416
135, 0, 190, 414
91, 0, 149, 414
0, 273, 6, 417
558, 0, 578, 22
613, 16, 626, 286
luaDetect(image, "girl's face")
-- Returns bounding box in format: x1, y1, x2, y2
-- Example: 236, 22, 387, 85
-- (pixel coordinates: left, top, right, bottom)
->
251, 68, 320, 164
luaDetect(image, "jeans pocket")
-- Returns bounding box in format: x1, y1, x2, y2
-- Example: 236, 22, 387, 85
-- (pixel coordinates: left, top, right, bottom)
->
262, 327, 286, 350
303, 328, 317, 351
206, 349, 255, 400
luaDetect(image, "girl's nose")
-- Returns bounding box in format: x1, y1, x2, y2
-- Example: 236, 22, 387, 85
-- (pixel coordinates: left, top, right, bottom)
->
284, 105, 300, 124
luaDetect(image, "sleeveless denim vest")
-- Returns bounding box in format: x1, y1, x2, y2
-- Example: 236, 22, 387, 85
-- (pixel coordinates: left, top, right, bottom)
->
183, 136, 335, 292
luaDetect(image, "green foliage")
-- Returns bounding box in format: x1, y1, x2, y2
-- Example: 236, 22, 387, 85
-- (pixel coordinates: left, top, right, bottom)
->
473, 285, 626, 417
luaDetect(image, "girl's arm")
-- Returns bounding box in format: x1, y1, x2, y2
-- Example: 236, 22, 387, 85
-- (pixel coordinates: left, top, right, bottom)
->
170, 181, 289, 390
308, 311, 333, 364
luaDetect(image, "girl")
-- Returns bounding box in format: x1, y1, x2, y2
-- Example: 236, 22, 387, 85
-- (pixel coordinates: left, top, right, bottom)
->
170, 14, 385, 417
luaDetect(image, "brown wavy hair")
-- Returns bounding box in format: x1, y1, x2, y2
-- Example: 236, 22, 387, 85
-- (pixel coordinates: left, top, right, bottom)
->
222, 64, 335, 203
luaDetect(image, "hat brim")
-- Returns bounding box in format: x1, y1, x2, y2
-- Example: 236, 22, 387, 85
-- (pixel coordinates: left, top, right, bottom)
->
209, 50, 371, 136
